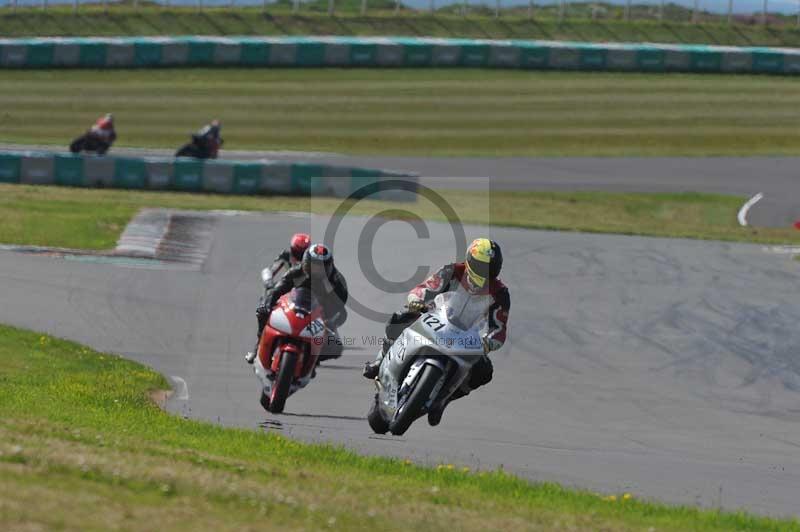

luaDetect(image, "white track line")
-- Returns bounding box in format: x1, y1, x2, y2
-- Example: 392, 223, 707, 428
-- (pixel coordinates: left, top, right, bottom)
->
737, 192, 764, 227
762, 245, 800, 255
170, 376, 190, 400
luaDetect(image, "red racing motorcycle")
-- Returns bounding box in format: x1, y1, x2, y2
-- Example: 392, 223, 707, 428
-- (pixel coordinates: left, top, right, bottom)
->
252, 287, 325, 414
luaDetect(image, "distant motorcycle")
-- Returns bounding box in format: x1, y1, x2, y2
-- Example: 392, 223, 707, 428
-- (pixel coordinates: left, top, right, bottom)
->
252, 287, 325, 414
69, 132, 112, 155
175, 133, 223, 159
367, 291, 485, 436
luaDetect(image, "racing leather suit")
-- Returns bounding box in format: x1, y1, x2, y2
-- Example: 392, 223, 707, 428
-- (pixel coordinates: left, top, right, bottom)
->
196, 123, 222, 144
267, 248, 294, 281
89, 118, 116, 146
374, 262, 510, 395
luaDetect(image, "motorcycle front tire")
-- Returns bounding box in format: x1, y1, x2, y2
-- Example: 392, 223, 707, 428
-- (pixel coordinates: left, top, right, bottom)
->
268, 350, 297, 414
389, 364, 443, 436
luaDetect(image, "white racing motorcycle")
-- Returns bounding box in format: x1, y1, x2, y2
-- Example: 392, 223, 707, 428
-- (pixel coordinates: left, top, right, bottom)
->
367, 291, 486, 436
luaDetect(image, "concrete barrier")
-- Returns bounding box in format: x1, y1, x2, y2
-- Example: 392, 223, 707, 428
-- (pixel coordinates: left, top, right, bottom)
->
0, 150, 418, 201
0, 36, 799, 74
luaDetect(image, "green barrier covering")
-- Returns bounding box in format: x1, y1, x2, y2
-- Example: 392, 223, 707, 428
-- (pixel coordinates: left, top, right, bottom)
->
53, 154, 85, 187
78, 41, 107, 67
2, 36, 799, 75
0, 150, 417, 201
134, 41, 162, 67
0, 152, 21, 183
186, 40, 215, 66
240, 40, 270, 66
350, 169, 382, 200
114, 158, 148, 189
27, 41, 55, 67
173, 159, 204, 191
295, 39, 326, 67
290, 163, 326, 194
232, 163, 263, 195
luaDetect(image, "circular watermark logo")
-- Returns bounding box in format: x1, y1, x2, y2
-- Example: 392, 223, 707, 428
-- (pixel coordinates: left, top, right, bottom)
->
322, 179, 466, 324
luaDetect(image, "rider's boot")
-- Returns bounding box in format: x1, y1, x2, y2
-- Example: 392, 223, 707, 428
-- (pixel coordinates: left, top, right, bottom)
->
318, 329, 343, 363
428, 388, 468, 426
245, 339, 258, 364
247, 310, 269, 365
363, 340, 390, 379
244, 334, 261, 364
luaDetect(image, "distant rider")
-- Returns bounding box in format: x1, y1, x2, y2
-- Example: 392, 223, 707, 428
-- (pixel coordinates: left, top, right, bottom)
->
70, 113, 116, 155
363, 238, 510, 426
196, 119, 223, 148
246, 243, 348, 365
90, 113, 116, 146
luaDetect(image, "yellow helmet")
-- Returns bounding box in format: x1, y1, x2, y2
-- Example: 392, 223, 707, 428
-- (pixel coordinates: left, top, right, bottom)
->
464, 238, 502, 291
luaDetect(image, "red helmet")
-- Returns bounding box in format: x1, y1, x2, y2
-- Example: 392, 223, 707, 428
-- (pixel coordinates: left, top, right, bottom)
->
97, 113, 114, 130
289, 233, 311, 264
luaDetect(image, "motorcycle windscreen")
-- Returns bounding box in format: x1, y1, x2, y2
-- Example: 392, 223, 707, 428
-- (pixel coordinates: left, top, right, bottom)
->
438, 289, 487, 331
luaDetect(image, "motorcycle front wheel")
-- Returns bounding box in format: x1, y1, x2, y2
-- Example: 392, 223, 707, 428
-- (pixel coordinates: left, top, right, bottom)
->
268, 350, 297, 414
389, 364, 443, 436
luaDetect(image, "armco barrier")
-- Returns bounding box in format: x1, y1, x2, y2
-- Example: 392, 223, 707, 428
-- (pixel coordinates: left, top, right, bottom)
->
0, 36, 799, 74
0, 151, 418, 201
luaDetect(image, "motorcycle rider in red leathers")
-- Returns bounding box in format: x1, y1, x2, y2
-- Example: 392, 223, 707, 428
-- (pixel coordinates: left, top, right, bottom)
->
70, 113, 116, 155
91, 114, 116, 145
266, 233, 311, 283
363, 238, 510, 426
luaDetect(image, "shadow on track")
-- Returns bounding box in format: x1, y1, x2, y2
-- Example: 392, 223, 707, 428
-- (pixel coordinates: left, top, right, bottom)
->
280, 412, 366, 422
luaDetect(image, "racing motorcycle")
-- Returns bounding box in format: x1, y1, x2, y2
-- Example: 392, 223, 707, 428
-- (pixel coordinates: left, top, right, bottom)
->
252, 287, 325, 414
69, 132, 113, 155
367, 291, 485, 436
175, 133, 223, 159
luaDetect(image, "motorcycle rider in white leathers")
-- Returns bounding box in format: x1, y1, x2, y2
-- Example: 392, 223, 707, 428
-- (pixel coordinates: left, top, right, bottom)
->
363, 238, 510, 426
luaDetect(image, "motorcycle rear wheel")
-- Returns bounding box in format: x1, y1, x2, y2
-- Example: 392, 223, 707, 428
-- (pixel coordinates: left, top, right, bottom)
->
367, 394, 389, 434
269, 350, 297, 414
389, 364, 443, 436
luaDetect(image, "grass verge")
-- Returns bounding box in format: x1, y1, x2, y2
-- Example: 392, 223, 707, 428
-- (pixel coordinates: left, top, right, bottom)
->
2, 69, 800, 157
1, 184, 799, 249
1, 322, 798, 531
2, 5, 800, 48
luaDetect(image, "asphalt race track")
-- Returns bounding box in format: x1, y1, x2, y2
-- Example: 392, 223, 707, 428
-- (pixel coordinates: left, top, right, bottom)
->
1, 211, 799, 518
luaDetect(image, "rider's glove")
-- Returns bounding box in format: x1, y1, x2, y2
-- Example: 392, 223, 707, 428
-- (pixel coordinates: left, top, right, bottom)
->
407, 299, 427, 313
481, 335, 492, 355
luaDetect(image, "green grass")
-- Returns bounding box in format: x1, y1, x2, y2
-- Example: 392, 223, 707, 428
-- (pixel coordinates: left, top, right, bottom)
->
1, 323, 798, 531
3, 4, 800, 47
2, 69, 800, 157
2, 184, 799, 250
